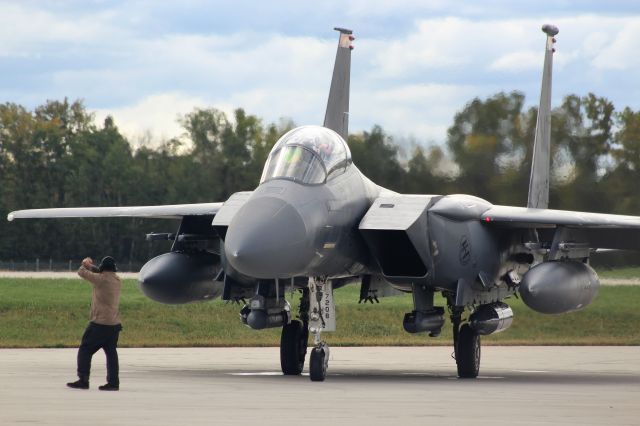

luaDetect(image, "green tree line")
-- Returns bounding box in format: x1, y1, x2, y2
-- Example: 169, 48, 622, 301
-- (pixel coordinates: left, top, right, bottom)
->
0, 93, 639, 266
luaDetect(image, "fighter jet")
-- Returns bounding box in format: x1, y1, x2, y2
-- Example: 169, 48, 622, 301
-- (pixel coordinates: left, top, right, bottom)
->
9, 26, 640, 381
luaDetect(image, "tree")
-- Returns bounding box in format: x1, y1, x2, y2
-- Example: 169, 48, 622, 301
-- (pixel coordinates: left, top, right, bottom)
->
602, 107, 640, 215
218, 109, 259, 197
405, 145, 449, 195
446, 92, 527, 204
348, 125, 406, 191
552, 94, 615, 212
1, 93, 638, 266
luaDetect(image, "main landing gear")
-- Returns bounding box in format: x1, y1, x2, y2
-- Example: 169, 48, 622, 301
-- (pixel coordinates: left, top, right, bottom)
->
280, 320, 308, 374
280, 289, 309, 375
451, 307, 481, 378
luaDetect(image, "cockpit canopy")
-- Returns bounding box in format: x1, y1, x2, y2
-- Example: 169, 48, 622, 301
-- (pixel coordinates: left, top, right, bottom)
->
260, 125, 352, 185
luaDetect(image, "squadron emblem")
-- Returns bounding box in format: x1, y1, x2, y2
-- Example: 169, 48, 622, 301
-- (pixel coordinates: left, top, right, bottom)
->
459, 235, 472, 266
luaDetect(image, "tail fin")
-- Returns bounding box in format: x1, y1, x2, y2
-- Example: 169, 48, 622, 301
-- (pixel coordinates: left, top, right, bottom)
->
527, 24, 559, 209
323, 27, 353, 140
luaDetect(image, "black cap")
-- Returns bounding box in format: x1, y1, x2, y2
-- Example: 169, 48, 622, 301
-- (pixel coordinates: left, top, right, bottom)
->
99, 256, 117, 272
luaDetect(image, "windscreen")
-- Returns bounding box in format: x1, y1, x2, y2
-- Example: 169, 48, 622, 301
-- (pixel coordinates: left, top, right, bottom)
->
260, 126, 351, 185
261, 145, 326, 185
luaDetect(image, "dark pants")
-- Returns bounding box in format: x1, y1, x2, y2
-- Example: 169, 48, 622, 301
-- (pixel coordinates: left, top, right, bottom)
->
77, 322, 122, 385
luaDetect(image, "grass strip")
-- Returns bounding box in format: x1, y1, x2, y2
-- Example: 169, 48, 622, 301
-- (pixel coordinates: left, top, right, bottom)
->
0, 278, 638, 347
597, 267, 640, 279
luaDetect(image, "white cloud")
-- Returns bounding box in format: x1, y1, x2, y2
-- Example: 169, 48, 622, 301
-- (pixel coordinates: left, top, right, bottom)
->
94, 92, 210, 144
2, 3, 640, 150
343, 0, 451, 17
367, 15, 640, 77
85, 14, 640, 147
366, 17, 540, 78
100, 83, 477, 148
590, 19, 640, 70
490, 51, 541, 72
351, 84, 477, 142
0, 3, 124, 55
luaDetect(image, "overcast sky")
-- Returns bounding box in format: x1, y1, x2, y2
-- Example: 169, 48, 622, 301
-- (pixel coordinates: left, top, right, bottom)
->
1, 0, 639, 147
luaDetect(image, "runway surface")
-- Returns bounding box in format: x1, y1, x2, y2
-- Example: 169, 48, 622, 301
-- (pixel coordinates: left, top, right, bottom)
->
0, 347, 638, 425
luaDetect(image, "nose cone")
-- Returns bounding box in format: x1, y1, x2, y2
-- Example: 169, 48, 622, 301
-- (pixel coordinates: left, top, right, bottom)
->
224, 197, 313, 278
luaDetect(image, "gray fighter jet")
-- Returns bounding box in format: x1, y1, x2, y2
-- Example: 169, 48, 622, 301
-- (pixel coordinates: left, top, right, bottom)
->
9, 26, 640, 381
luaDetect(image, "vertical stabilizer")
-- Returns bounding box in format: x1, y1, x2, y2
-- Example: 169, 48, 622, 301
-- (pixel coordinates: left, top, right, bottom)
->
323, 27, 353, 140
527, 24, 558, 209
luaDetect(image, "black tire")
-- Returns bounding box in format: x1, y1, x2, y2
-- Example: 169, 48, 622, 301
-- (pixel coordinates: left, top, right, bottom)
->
309, 347, 327, 382
280, 320, 308, 375
456, 324, 481, 378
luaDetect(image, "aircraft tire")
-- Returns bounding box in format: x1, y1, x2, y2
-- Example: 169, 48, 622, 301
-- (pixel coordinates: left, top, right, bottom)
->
456, 324, 480, 378
280, 320, 308, 375
309, 347, 327, 381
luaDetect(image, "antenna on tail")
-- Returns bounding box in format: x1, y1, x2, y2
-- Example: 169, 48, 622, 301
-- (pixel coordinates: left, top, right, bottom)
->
323, 27, 354, 140
527, 24, 558, 209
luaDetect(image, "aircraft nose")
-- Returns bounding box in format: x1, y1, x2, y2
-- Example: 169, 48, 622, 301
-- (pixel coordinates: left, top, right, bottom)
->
224, 197, 313, 278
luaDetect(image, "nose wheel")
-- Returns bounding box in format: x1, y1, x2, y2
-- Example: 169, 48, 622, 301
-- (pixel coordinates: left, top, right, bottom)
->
309, 342, 329, 381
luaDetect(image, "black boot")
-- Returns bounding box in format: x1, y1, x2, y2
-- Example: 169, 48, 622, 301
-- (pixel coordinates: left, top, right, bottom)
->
98, 383, 119, 391
67, 377, 89, 389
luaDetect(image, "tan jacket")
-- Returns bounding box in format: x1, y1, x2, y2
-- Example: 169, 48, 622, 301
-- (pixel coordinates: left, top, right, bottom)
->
77, 266, 122, 325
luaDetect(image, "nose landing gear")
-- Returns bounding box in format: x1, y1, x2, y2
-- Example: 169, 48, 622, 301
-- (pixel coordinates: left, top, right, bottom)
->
308, 277, 333, 381
278, 278, 333, 381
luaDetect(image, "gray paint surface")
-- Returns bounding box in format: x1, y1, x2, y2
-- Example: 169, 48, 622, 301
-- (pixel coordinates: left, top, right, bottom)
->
323, 28, 352, 140
483, 205, 640, 228
8, 202, 222, 221
527, 25, 557, 209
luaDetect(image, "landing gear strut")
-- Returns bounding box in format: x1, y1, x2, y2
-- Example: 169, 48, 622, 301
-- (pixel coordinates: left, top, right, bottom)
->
451, 306, 481, 378
278, 277, 332, 381
280, 289, 309, 375
308, 277, 331, 381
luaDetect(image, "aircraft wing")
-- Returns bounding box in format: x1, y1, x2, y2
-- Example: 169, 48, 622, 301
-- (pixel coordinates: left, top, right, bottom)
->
7, 203, 223, 221
481, 205, 640, 251
482, 205, 640, 229
360, 195, 640, 255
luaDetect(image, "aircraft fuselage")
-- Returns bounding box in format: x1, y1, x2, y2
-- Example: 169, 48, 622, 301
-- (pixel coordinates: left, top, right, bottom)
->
223, 149, 527, 308
224, 164, 381, 280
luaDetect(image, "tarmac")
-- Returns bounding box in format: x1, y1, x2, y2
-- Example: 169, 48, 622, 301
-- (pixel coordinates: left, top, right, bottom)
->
0, 346, 638, 425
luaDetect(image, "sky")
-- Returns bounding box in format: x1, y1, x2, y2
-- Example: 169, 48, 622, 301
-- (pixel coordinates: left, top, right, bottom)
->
1, 0, 639, 147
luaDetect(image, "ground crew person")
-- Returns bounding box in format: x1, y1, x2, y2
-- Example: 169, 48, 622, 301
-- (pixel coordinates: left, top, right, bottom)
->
66, 256, 122, 391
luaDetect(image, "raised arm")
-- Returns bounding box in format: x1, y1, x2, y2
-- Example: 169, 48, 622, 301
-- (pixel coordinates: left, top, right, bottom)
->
77, 258, 101, 284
